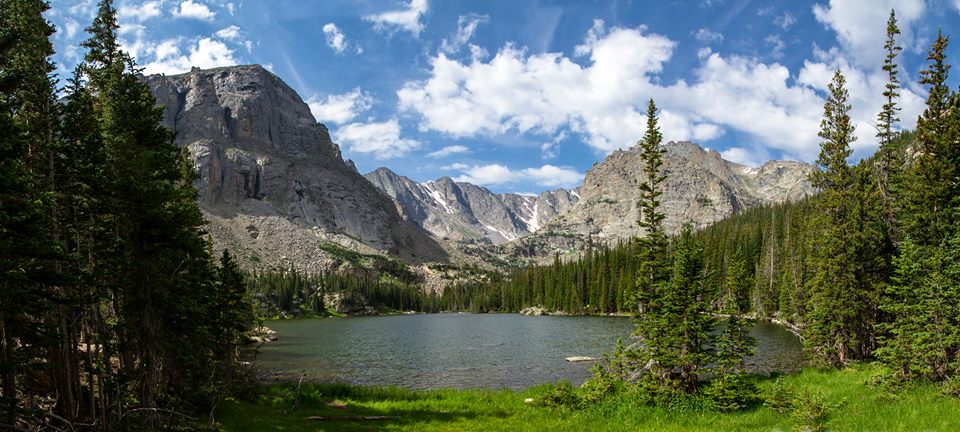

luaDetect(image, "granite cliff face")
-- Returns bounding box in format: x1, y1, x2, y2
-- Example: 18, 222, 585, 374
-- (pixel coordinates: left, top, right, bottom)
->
364, 168, 578, 244
499, 141, 815, 259
145, 65, 445, 271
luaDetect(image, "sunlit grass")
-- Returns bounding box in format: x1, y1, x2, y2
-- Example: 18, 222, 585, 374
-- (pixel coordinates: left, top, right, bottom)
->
215, 364, 960, 431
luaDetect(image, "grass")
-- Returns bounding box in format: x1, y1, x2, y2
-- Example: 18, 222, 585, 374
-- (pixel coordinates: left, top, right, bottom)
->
215, 364, 960, 431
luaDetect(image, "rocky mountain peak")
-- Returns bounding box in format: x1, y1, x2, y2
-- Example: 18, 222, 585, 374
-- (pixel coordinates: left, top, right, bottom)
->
145, 64, 445, 271
364, 168, 579, 245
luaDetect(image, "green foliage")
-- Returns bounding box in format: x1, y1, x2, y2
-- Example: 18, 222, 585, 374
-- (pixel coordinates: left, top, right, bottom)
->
789, 388, 835, 432
765, 378, 795, 414
535, 381, 581, 410
706, 373, 758, 412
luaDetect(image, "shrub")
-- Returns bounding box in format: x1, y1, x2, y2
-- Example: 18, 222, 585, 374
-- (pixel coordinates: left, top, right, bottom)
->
765, 378, 795, 414
790, 388, 831, 432
942, 375, 960, 398
536, 381, 581, 409
579, 363, 618, 406
707, 373, 758, 411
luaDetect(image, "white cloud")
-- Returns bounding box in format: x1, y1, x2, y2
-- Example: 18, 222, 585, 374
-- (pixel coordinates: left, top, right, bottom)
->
118, 1, 162, 22
721, 146, 768, 167
774, 12, 797, 30
441, 162, 469, 171
141, 37, 239, 75
172, 0, 216, 21
693, 28, 723, 44
323, 23, 347, 54
441, 14, 489, 54
765, 34, 785, 59
306, 88, 374, 124
451, 164, 583, 188
215, 25, 242, 41
334, 119, 420, 159
427, 145, 470, 158
364, 0, 429, 37
812, 0, 925, 68
398, 24, 726, 154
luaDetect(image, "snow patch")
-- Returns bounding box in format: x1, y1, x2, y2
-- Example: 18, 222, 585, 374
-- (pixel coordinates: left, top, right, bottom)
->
425, 182, 454, 214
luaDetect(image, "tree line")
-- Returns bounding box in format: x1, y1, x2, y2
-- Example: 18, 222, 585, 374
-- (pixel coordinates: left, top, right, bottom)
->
1, 0, 254, 429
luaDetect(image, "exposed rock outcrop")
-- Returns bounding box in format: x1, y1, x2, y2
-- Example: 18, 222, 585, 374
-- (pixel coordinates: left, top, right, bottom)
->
497, 141, 815, 259
364, 168, 579, 245
145, 65, 446, 271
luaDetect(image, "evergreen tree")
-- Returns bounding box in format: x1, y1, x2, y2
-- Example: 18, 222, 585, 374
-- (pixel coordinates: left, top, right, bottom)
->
875, 9, 902, 244
637, 225, 715, 396
805, 70, 875, 366
902, 31, 958, 246
709, 253, 757, 410
634, 98, 669, 314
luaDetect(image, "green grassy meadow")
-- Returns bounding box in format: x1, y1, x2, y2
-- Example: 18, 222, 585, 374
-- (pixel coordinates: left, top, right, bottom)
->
215, 364, 960, 431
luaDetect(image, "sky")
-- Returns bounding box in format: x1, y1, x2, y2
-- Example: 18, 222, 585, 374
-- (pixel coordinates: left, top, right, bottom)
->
45, 0, 960, 194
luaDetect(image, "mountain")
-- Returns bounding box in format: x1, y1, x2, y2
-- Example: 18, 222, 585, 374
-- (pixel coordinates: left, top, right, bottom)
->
497, 141, 815, 259
145, 65, 446, 272
364, 168, 579, 244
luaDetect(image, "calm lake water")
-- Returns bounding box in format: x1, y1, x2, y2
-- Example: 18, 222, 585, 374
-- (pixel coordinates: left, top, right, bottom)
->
252, 314, 802, 390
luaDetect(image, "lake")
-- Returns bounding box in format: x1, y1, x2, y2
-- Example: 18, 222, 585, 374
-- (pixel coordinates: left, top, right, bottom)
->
251, 313, 803, 390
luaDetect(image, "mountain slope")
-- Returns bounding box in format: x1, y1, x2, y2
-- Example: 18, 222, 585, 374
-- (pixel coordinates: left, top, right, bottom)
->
145, 65, 446, 271
365, 168, 579, 245
497, 141, 815, 259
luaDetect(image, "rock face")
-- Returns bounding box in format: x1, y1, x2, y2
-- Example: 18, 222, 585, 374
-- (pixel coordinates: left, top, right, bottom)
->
501, 141, 814, 258
365, 167, 579, 244
145, 65, 445, 271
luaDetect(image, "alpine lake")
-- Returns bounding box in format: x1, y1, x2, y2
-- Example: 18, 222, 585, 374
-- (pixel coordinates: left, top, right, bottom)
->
249, 313, 803, 389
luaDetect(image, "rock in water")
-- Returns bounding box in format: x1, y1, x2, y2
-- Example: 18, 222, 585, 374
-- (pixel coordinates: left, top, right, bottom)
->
144, 65, 446, 272
565, 356, 598, 362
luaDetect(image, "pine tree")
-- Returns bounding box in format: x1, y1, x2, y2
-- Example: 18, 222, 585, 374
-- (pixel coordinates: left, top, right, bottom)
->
902, 31, 957, 247
637, 225, 715, 396
634, 98, 669, 315
805, 70, 876, 366
875, 9, 902, 245
709, 252, 757, 410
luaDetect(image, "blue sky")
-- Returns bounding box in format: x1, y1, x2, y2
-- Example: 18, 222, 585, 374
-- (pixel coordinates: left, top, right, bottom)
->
46, 0, 960, 194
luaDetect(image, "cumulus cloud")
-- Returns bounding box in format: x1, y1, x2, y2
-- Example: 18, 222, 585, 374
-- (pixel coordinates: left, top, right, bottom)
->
364, 0, 429, 37
441, 13, 489, 54
215, 25, 242, 40
693, 28, 723, 44
334, 119, 420, 159
397, 9, 930, 162
427, 145, 470, 158
141, 37, 239, 75
451, 164, 583, 188
172, 0, 215, 21
812, 0, 925, 68
397, 22, 726, 154
307, 88, 374, 124
118, 1, 162, 22
323, 23, 347, 54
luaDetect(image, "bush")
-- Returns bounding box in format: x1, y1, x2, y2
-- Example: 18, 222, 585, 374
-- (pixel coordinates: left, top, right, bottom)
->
765, 378, 795, 414
579, 363, 618, 406
942, 375, 960, 398
708, 373, 758, 411
536, 381, 581, 409
790, 388, 831, 432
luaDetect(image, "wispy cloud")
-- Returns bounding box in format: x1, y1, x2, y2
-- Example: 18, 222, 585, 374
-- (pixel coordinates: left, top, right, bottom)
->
364, 0, 429, 37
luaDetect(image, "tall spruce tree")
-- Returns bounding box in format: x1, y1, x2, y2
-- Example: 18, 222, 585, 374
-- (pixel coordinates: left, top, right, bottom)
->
0, 0, 64, 423
805, 70, 875, 366
637, 225, 715, 396
902, 31, 957, 246
878, 31, 960, 384
875, 9, 902, 245
634, 98, 669, 315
